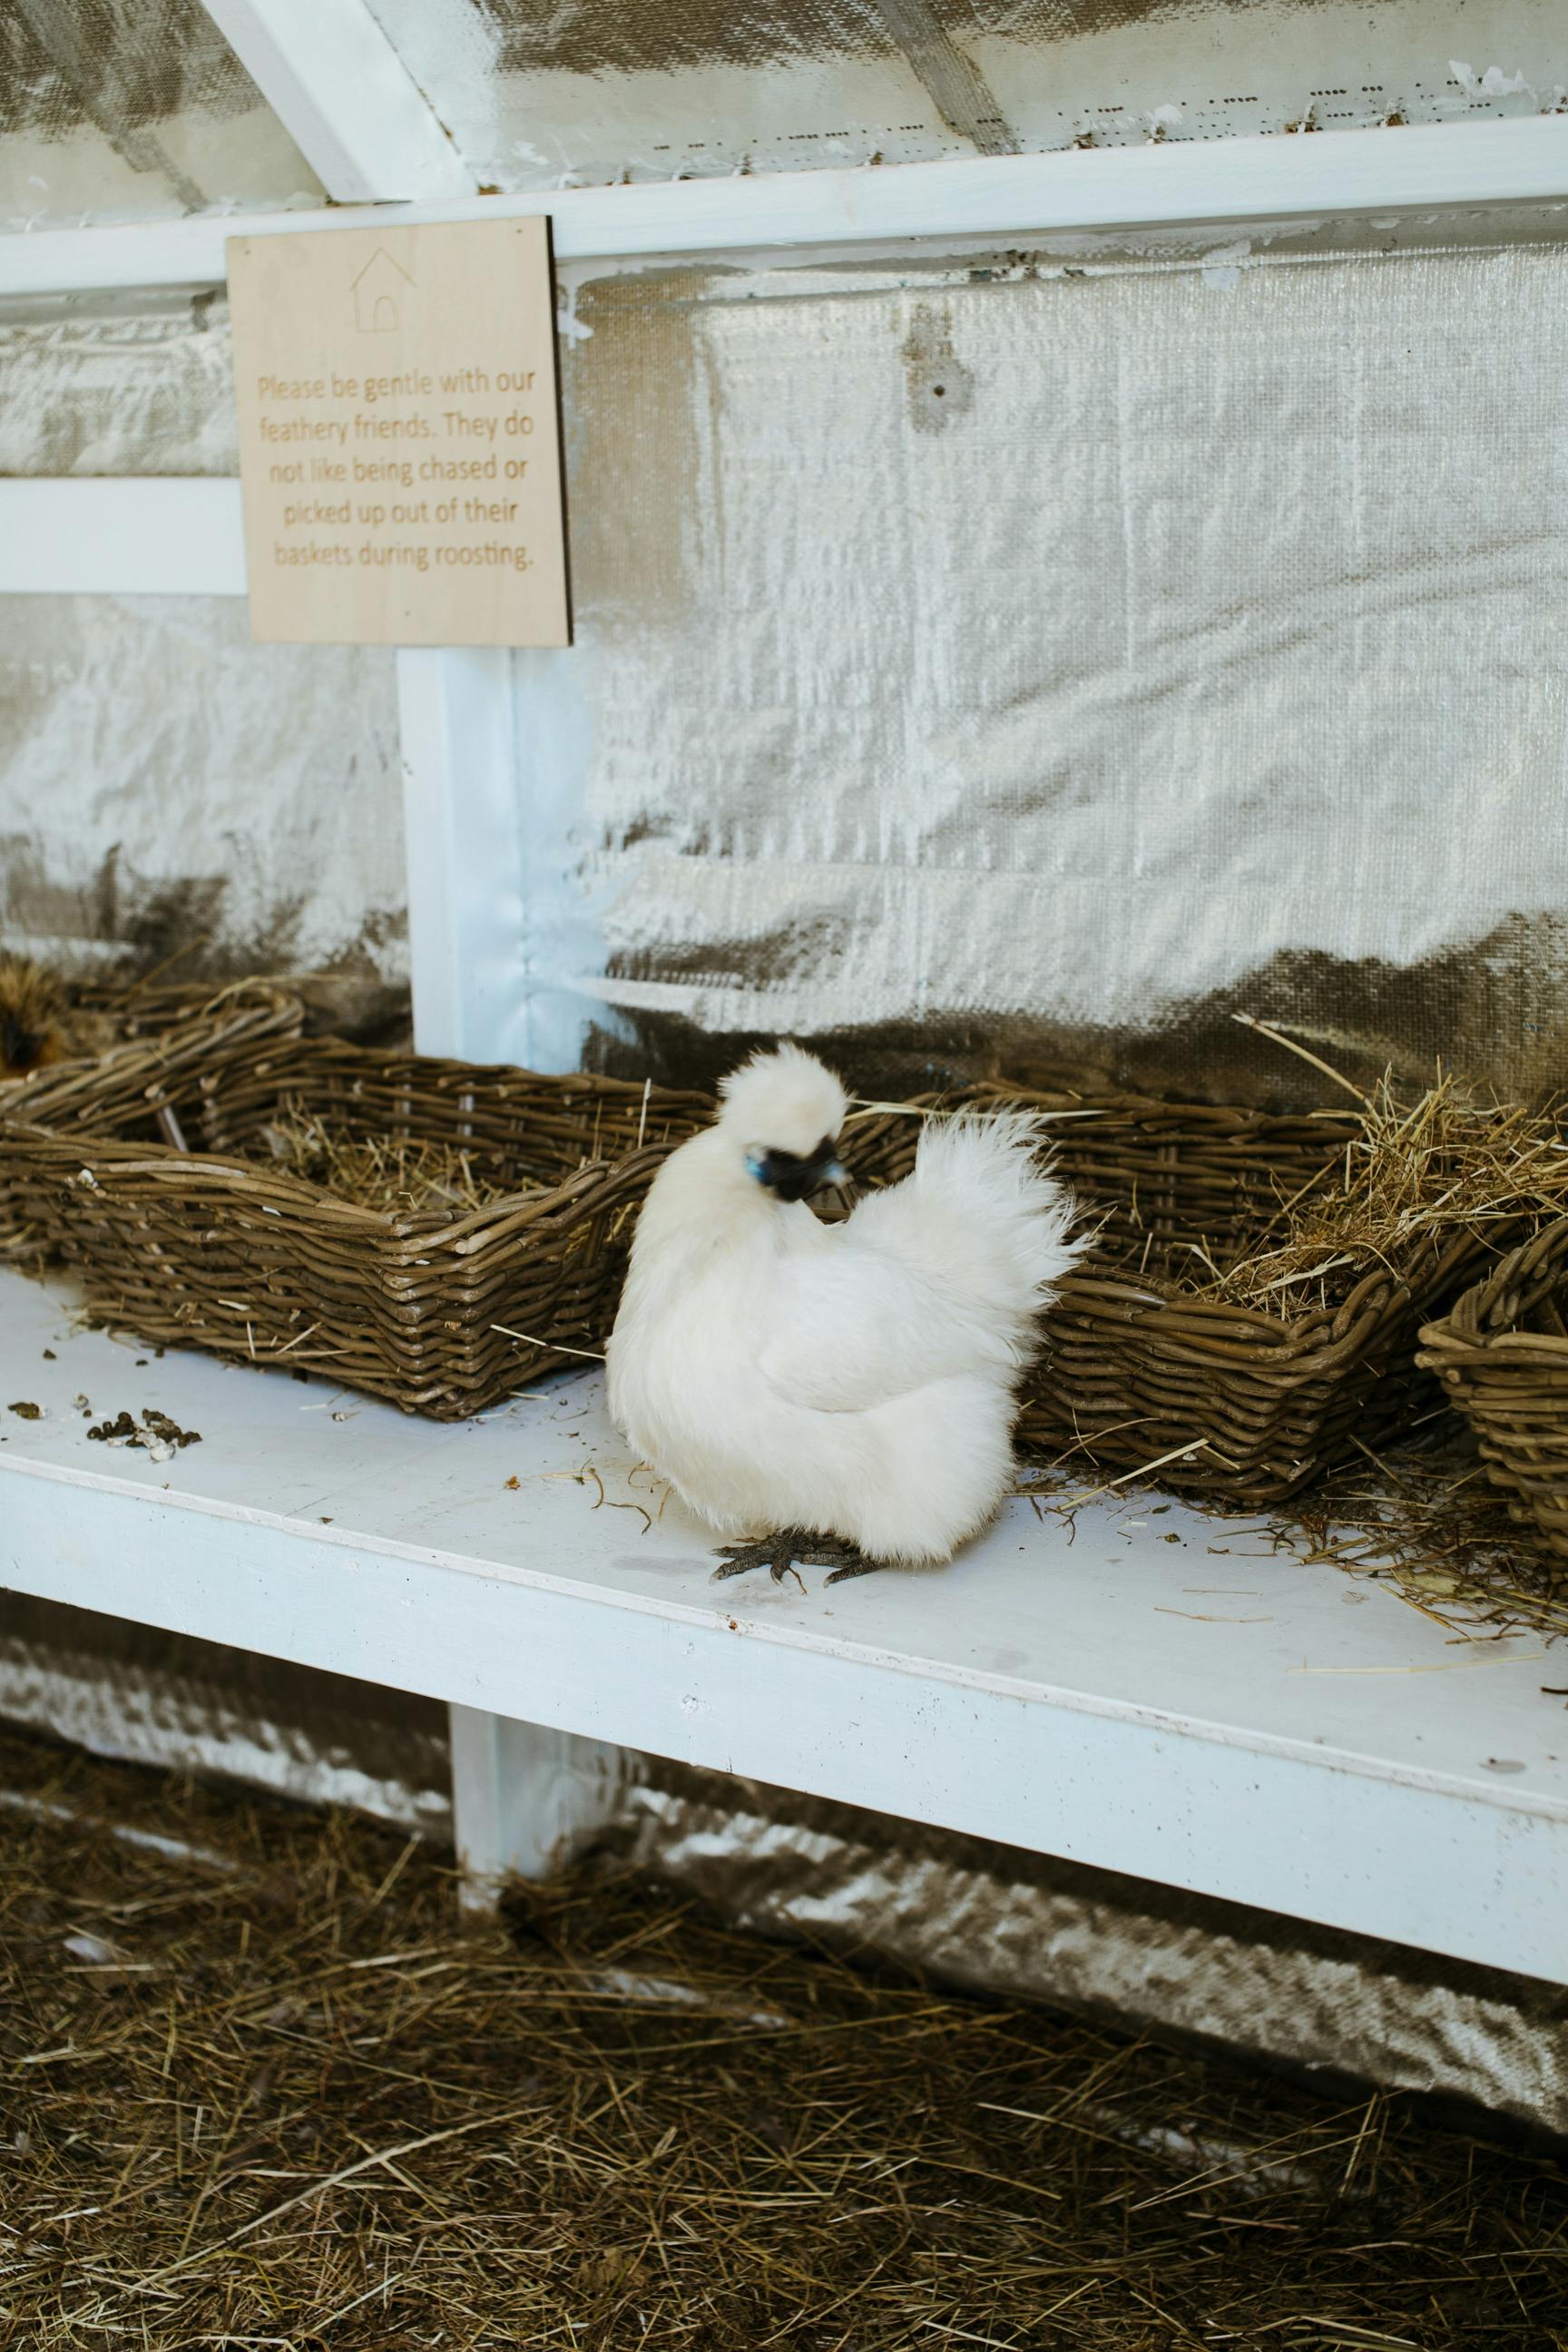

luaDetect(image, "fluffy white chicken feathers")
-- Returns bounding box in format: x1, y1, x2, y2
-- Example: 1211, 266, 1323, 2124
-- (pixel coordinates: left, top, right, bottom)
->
607, 1045, 1081, 1566
717, 1040, 848, 1161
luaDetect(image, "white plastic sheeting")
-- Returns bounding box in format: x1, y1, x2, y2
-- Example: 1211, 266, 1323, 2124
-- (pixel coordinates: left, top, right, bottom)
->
361, 0, 1567, 191
0, 1592, 453, 1833
612, 1760, 1568, 2141
0, 287, 236, 474
0, 594, 406, 988
514, 235, 1568, 1102
1, 0, 322, 230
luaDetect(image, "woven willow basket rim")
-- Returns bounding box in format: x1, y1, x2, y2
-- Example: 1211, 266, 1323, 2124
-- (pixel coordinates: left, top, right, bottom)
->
1418, 1214, 1568, 1365
0, 982, 304, 1112
1, 999, 711, 1240
0, 990, 714, 1416
1053, 1259, 1408, 1357
1, 1124, 685, 1258
957, 1079, 1489, 1343
963, 1076, 1358, 1138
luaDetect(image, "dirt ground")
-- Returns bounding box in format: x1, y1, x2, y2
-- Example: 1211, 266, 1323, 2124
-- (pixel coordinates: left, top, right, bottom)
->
1, 1724, 1563, 2349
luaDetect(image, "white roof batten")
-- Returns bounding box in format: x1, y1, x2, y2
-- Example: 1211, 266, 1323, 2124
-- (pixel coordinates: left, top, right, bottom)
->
198, 0, 476, 202
2, 115, 1568, 299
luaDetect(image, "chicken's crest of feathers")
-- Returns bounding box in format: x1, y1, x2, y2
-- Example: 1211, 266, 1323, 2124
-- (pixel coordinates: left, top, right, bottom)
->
716, 1043, 848, 1159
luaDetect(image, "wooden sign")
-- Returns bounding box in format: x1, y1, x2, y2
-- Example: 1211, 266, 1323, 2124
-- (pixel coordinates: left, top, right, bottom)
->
228, 218, 571, 648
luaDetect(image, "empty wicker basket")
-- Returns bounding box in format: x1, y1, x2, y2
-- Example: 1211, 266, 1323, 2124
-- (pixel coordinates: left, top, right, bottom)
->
0, 990, 710, 1418
1418, 1218, 1568, 1563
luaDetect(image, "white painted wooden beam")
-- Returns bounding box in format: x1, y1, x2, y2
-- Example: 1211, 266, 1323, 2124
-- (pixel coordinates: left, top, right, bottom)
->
0, 478, 247, 596
396, 646, 524, 1065
2, 118, 1565, 298
199, 0, 476, 201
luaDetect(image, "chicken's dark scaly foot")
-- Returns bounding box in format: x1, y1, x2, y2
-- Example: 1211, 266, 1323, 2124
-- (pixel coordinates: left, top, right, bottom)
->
823, 1552, 885, 1585
710, 1529, 879, 1588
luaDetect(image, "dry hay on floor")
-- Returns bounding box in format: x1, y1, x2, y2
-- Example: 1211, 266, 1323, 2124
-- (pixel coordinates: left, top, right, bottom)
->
1, 1732, 1563, 2350
1275, 1431, 1568, 1645
1023, 1426, 1568, 1647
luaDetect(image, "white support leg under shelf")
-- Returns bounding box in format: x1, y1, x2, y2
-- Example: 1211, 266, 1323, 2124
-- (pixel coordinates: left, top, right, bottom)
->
449, 1710, 631, 1910
398, 642, 634, 1902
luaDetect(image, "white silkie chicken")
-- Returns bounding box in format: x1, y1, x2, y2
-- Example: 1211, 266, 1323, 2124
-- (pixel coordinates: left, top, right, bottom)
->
606, 1045, 1081, 1583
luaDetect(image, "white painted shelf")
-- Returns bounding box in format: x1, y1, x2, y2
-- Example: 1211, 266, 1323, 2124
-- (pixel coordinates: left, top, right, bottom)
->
2, 1267, 1564, 1982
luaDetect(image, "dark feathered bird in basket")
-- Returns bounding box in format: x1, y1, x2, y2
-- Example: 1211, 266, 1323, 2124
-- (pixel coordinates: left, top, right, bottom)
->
0, 956, 68, 1082
607, 1044, 1082, 1585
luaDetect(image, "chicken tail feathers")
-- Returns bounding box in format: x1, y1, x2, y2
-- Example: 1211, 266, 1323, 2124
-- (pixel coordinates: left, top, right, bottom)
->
882, 1110, 1083, 1353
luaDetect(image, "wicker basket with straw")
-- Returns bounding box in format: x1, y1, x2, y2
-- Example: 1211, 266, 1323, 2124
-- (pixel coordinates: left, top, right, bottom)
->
0, 990, 710, 1418
1017, 1063, 1568, 1503
1418, 1217, 1568, 1563
0, 956, 241, 1083
971, 1082, 1409, 1504
847, 1052, 1568, 1506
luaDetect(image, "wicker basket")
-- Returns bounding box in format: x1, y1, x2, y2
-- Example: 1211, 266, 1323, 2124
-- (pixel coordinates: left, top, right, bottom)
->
846, 1083, 1497, 1506
0, 991, 710, 1418
0, 965, 234, 1087
1418, 1219, 1568, 1563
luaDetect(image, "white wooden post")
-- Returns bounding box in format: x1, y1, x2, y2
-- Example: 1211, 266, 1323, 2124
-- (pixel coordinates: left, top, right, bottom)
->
397, 645, 631, 1899
198, 0, 476, 202
449, 1708, 630, 1911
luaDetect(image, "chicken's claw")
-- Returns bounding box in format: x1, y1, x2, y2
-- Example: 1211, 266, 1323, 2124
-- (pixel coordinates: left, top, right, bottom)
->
710, 1529, 877, 1590
822, 1553, 884, 1585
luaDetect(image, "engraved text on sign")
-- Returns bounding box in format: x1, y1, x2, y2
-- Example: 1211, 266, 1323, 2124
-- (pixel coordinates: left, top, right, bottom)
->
229, 218, 571, 648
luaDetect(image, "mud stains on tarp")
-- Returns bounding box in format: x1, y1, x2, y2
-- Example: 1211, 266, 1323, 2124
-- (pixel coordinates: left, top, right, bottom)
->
609, 904, 860, 992
475, 0, 903, 78
583, 919, 1568, 1111
477, 0, 1018, 155
1, 840, 289, 977
901, 301, 975, 432
1, 592, 407, 1019
0, 838, 410, 1042
3, 0, 264, 156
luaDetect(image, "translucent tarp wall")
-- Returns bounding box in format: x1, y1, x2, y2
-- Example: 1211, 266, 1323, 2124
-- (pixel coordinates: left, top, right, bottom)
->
520, 234, 1568, 1104
1, 0, 322, 229
0, 287, 237, 475
0, 595, 407, 999
366, 0, 1566, 188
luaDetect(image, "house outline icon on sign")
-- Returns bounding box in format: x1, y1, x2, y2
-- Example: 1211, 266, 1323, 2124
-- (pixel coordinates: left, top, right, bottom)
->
351, 247, 413, 334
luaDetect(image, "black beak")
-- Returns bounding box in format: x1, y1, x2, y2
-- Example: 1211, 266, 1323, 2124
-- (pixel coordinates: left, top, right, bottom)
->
755, 1134, 849, 1201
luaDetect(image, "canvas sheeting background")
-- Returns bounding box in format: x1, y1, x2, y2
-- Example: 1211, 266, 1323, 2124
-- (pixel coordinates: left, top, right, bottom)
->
5, 0, 1568, 2130
9, 224, 1568, 1102
1, 0, 321, 230
363, 0, 1563, 186
5, 0, 1559, 230
520, 230, 1568, 1102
